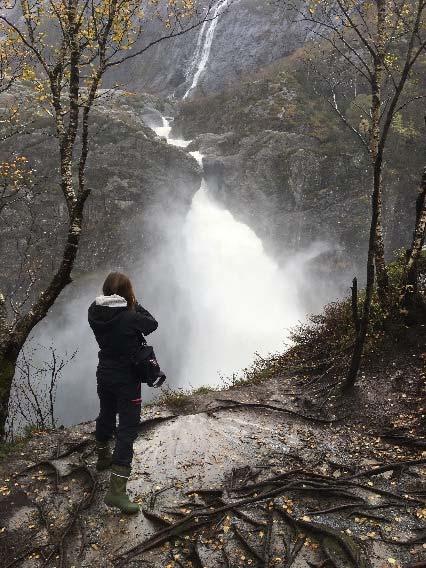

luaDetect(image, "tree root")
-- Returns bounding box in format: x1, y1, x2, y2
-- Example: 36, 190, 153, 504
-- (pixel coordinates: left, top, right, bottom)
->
231, 524, 264, 563
213, 398, 342, 424
348, 510, 390, 523
113, 458, 426, 566
14, 438, 94, 478
231, 507, 268, 528
287, 534, 306, 567
379, 531, 426, 546
148, 484, 175, 509
42, 465, 97, 567
262, 508, 274, 567
274, 504, 366, 568
114, 483, 306, 564
379, 428, 426, 449
142, 508, 173, 528
5, 464, 97, 568
308, 503, 362, 516
343, 480, 426, 505
346, 458, 426, 480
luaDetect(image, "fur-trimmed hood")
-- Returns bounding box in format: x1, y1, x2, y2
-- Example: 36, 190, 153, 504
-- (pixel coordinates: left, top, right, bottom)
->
95, 294, 127, 308
89, 295, 128, 329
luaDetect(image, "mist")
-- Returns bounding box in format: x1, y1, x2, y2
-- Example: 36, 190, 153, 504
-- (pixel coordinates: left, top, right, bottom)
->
16, 124, 342, 428
140, 185, 333, 389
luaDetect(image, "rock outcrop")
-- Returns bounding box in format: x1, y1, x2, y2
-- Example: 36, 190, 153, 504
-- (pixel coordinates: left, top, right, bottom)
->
0, 332, 424, 567
189, 130, 370, 268
172, 60, 425, 272
0, 89, 202, 298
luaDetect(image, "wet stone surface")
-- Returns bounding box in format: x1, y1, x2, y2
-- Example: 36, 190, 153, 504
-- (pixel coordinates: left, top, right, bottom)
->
0, 368, 424, 567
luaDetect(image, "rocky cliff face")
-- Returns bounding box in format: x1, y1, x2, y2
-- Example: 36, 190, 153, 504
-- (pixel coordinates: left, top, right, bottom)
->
190, 130, 371, 267
3, 0, 308, 100
107, 0, 308, 98
0, 89, 201, 300
172, 59, 425, 273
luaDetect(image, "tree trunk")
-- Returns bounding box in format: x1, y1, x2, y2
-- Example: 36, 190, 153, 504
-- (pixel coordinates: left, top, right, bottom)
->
372, 117, 388, 300
351, 277, 360, 334
345, 181, 378, 388
346, 162, 384, 389
346, 157, 385, 388
374, 197, 389, 301
0, 295, 16, 439
0, 206, 85, 438
401, 165, 426, 316
0, 346, 19, 440
406, 165, 426, 288
345, 0, 387, 389
0, 35, 91, 437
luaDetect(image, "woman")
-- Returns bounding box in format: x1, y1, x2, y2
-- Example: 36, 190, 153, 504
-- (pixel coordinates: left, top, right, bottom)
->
88, 272, 158, 514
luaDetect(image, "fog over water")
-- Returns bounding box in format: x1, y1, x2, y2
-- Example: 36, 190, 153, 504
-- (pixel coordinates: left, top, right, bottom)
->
18, 120, 339, 428
8, 0, 343, 429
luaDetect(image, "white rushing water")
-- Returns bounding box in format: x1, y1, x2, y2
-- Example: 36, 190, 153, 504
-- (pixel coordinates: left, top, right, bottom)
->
148, 120, 323, 387
173, 187, 303, 384
153, 117, 192, 147
182, 0, 231, 100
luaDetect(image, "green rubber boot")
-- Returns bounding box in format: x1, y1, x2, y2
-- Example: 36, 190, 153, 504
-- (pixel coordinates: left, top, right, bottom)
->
96, 442, 113, 471
104, 465, 140, 514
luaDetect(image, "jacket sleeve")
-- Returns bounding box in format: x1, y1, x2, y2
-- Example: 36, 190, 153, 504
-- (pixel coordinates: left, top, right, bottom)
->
132, 303, 158, 335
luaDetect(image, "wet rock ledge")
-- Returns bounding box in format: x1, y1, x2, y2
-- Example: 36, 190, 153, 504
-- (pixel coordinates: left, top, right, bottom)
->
0, 360, 424, 568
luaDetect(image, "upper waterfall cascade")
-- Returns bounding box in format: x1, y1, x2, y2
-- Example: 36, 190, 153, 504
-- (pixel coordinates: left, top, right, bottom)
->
182, 0, 231, 100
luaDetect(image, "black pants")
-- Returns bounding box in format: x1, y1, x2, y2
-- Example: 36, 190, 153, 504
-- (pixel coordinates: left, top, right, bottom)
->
95, 373, 142, 468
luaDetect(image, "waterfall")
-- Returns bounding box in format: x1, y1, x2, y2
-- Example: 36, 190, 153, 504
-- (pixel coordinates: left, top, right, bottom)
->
182, 0, 231, 100
147, 119, 324, 387
155, 117, 191, 148
20, 117, 331, 428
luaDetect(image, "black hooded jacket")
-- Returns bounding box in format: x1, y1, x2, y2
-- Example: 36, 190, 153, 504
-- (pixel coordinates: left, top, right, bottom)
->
88, 294, 158, 379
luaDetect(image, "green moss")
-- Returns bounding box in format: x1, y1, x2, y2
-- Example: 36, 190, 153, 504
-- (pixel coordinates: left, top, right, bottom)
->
155, 387, 194, 409
192, 385, 215, 396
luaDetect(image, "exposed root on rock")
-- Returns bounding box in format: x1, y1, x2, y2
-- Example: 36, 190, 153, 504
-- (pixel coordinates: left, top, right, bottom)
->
114, 459, 424, 567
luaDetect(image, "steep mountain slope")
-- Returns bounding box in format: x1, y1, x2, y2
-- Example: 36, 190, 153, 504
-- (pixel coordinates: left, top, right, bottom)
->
0, 89, 201, 300
106, 0, 310, 97
171, 52, 426, 271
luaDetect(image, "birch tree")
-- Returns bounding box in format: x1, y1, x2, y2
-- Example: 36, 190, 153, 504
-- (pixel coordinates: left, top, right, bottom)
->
0, 0, 213, 438
287, 0, 426, 386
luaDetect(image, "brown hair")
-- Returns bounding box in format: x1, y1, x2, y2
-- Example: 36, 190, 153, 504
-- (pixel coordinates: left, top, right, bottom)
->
102, 272, 136, 309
